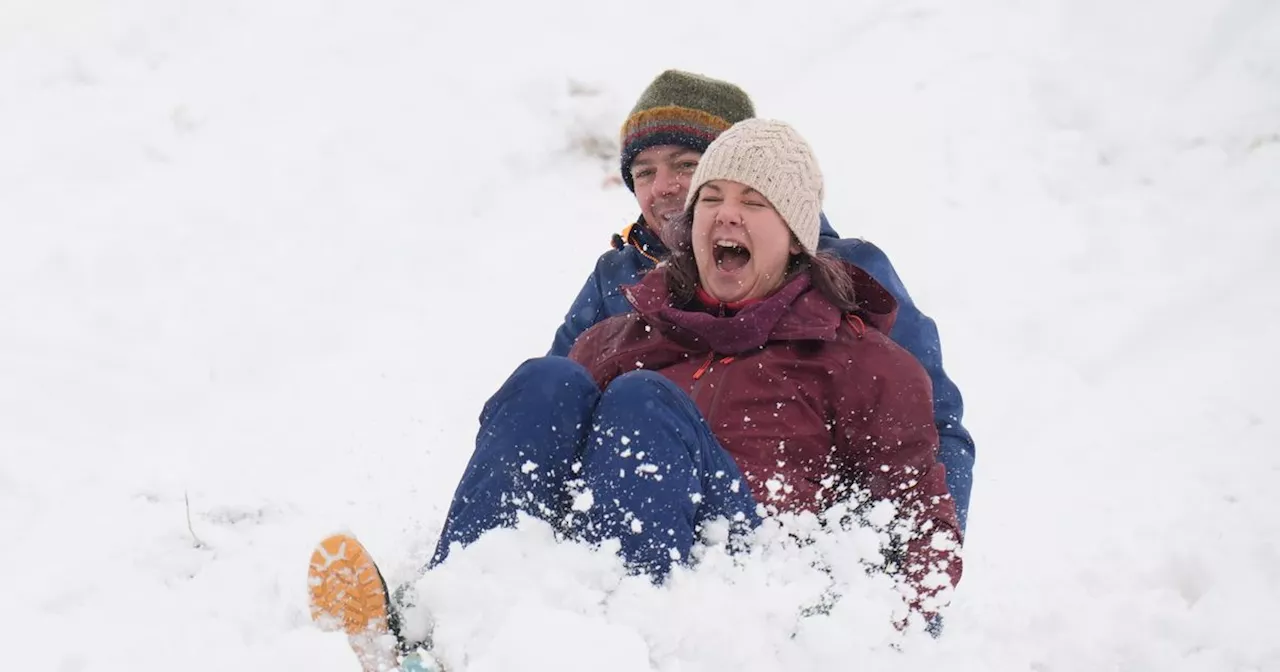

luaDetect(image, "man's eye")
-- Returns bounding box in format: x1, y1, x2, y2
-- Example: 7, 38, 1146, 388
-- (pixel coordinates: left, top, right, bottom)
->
677, 161, 698, 171
632, 168, 655, 181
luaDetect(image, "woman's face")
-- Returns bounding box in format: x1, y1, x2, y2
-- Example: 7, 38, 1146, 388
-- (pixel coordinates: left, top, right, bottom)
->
691, 180, 800, 304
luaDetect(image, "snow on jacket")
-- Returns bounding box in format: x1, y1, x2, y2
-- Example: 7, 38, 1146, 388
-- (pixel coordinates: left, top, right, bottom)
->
550, 215, 975, 532
567, 265, 962, 601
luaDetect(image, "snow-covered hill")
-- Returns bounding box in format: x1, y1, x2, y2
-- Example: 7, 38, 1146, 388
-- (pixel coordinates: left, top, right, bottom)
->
2, 0, 1277, 669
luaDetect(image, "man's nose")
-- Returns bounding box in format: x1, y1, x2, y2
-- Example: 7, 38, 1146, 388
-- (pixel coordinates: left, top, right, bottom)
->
651, 166, 682, 198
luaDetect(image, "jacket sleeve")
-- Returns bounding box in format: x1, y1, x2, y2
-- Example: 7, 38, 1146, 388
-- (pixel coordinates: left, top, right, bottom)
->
567, 315, 636, 390
833, 339, 963, 616
549, 255, 613, 357
830, 238, 975, 533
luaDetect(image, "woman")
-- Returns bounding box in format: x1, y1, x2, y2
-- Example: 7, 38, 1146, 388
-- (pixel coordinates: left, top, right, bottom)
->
308, 119, 962, 672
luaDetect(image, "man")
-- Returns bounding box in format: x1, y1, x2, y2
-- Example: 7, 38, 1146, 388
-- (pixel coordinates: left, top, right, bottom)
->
549, 70, 975, 532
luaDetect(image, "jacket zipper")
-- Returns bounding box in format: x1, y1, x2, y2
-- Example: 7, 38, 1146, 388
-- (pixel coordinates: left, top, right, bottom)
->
690, 352, 737, 420
689, 302, 736, 424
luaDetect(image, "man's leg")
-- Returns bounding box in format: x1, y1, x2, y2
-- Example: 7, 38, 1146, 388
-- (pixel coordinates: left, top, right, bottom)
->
576, 370, 760, 580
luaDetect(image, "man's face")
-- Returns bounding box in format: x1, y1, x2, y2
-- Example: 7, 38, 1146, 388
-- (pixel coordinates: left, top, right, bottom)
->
629, 145, 702, 235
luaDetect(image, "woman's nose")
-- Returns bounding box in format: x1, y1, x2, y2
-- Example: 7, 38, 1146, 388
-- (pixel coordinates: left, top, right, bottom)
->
715, 202, 744, 226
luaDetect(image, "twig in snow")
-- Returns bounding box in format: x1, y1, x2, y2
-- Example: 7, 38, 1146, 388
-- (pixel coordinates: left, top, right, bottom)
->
185, 491, 206, 549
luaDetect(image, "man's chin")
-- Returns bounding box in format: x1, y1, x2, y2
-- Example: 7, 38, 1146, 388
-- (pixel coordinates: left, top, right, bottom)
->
649, 209, 682, 230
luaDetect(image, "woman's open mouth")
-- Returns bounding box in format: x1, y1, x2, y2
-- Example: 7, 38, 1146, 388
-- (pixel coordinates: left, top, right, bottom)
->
713, 240, 751, 272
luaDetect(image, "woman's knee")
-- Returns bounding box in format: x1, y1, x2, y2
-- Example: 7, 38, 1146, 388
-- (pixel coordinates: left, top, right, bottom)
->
484, 356, 599, 416
599, 369, 687, 409
510, 356, 596, 392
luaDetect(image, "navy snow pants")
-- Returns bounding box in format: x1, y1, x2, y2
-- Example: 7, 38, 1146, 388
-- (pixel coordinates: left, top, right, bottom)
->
429, 356, 760, 580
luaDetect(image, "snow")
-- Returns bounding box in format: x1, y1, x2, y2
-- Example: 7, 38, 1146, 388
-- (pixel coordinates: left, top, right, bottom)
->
2, 0, 1278, 670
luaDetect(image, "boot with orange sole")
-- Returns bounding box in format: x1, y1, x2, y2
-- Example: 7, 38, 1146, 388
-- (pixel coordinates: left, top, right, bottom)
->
308, 533, 443, 672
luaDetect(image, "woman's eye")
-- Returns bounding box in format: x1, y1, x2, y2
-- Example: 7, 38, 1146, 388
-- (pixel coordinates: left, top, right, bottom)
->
698, 196, 722, 204
744, 201, 766, 208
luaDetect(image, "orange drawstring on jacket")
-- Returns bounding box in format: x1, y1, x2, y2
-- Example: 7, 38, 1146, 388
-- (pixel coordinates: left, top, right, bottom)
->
845, 314, 867, 339
693, 354, 736, 381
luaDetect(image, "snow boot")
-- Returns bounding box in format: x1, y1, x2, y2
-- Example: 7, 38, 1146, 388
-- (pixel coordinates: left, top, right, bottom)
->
308, 533, 404, 671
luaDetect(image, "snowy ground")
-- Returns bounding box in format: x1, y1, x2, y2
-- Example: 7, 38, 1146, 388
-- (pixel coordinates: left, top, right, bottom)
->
2, 0, 1278, 669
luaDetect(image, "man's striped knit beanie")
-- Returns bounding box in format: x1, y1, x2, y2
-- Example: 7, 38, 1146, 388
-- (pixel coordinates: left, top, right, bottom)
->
619, 70, 755, 192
